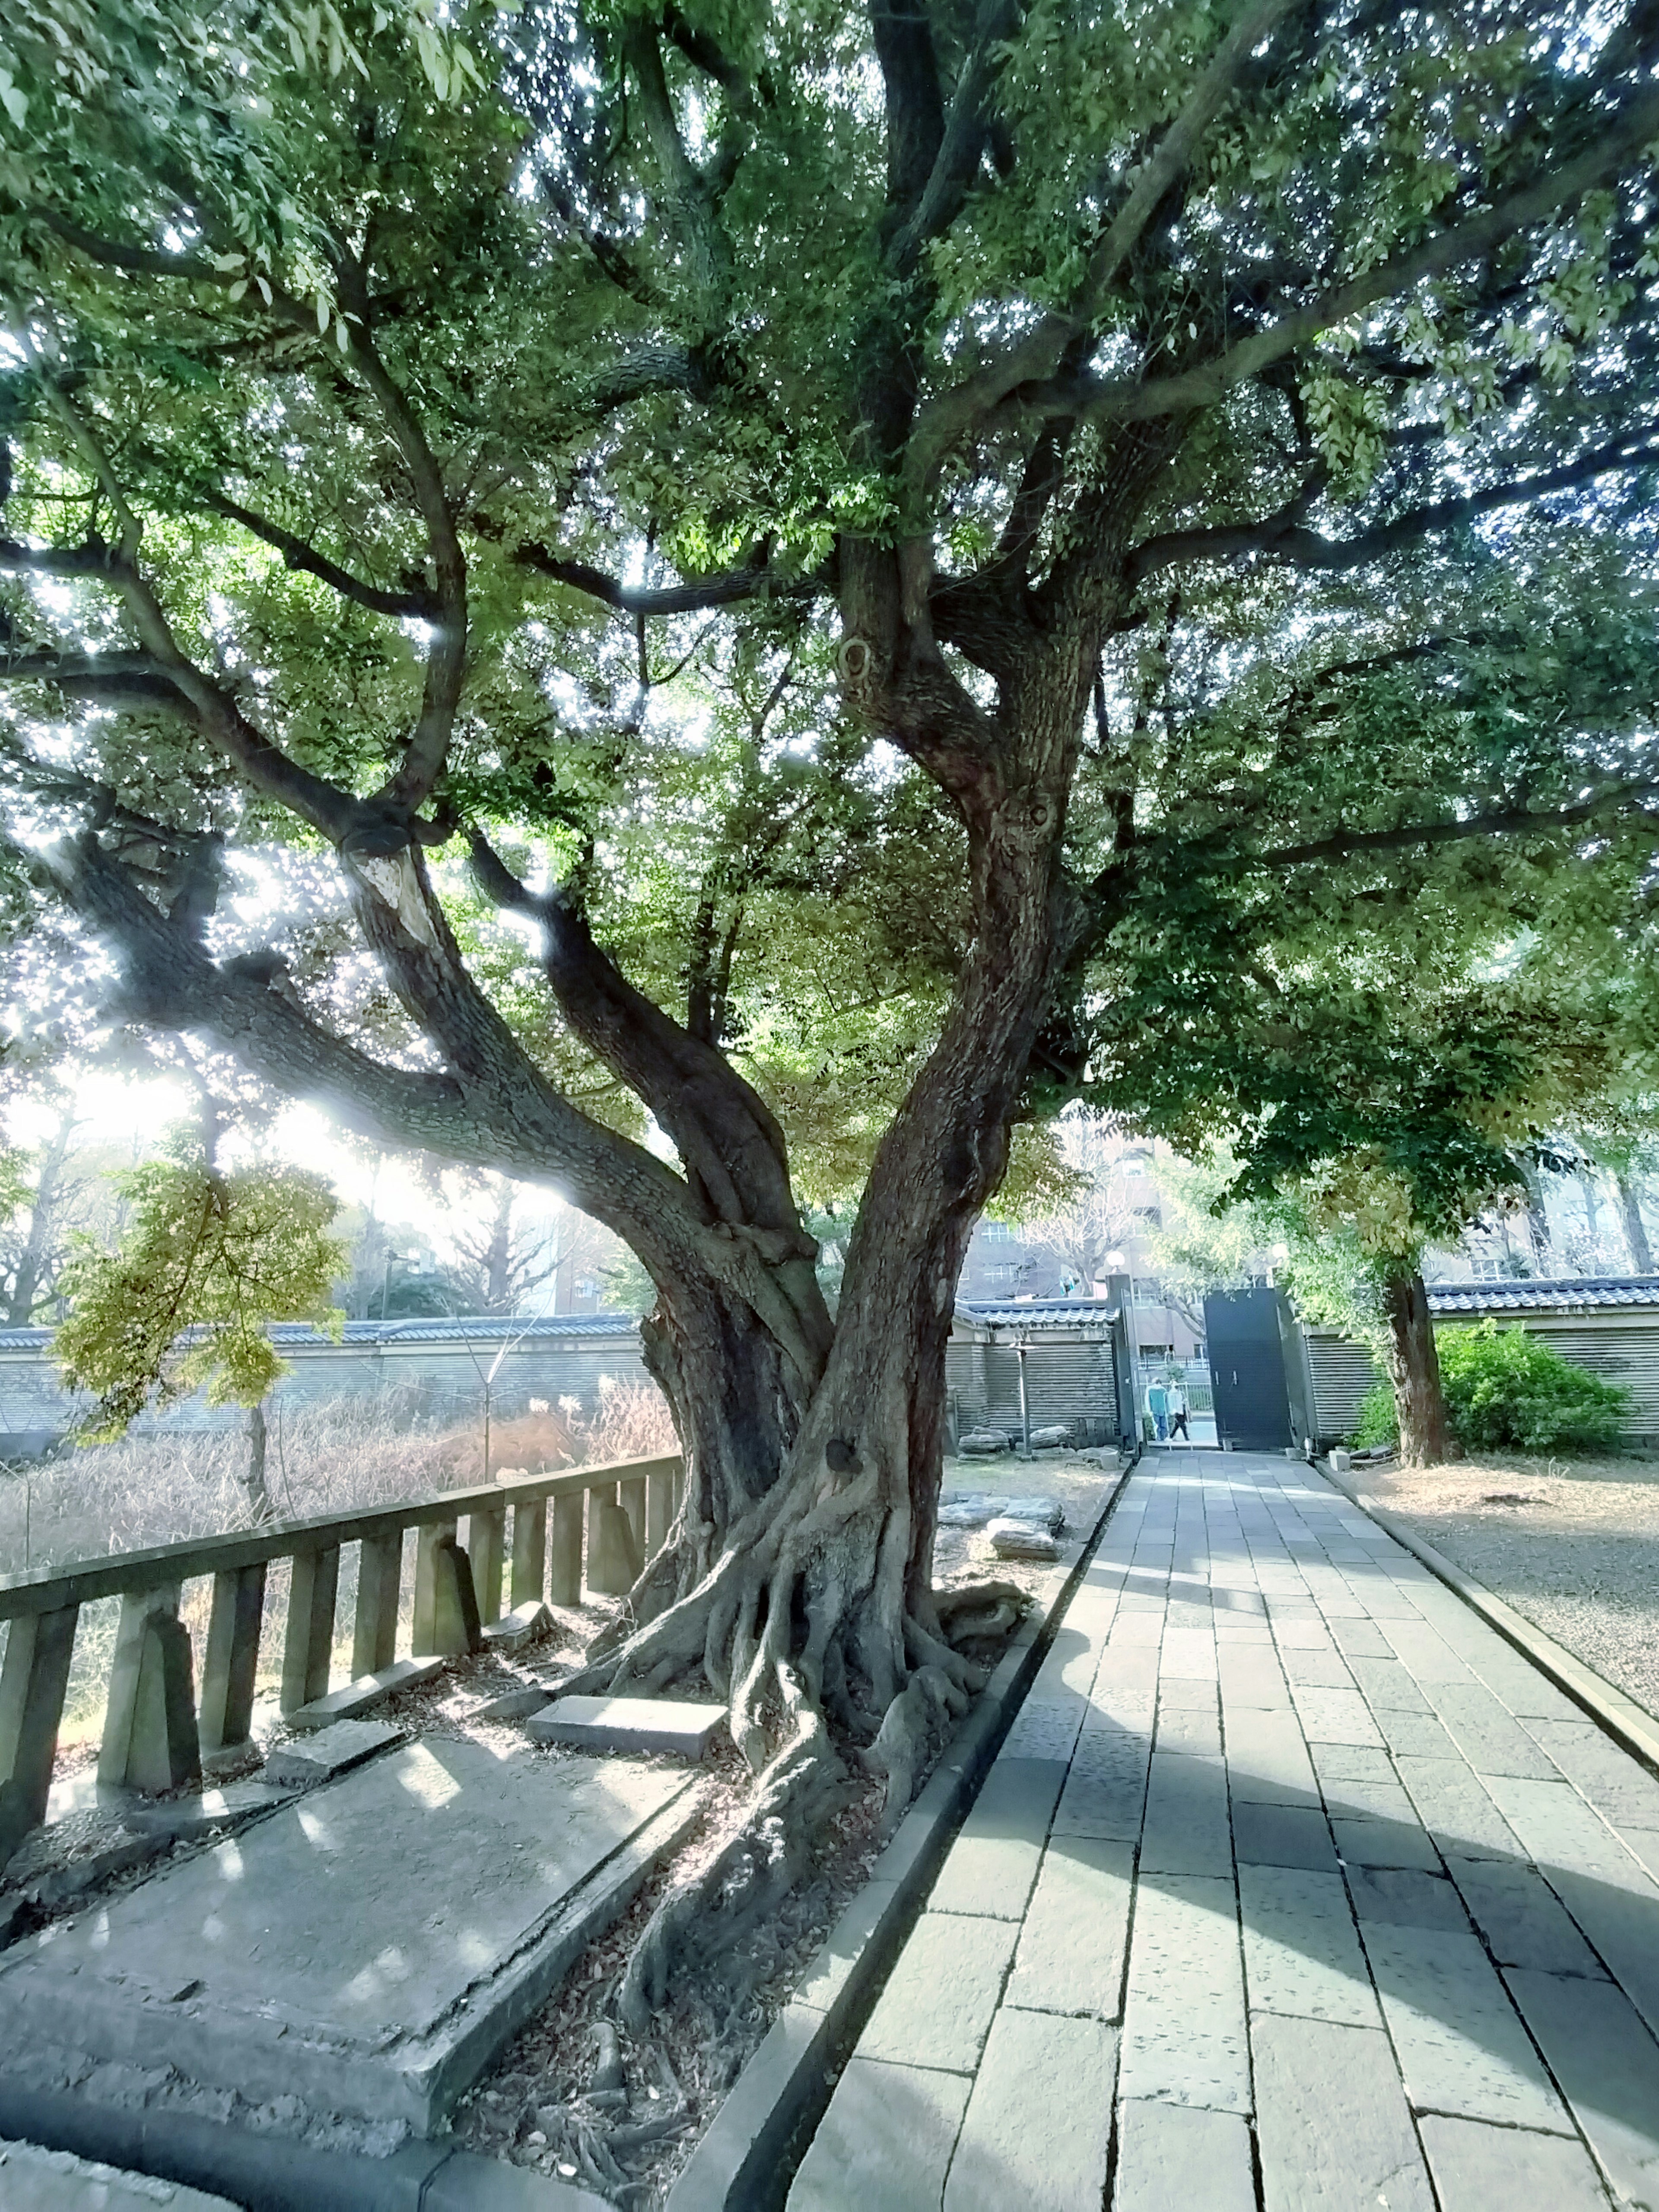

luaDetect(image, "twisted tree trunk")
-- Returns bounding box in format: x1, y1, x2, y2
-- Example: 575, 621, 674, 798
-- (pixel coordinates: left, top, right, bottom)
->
1617, 1171, 1653, 1274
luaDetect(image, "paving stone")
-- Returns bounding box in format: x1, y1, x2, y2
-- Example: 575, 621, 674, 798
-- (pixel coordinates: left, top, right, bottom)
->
1445, 1855, 1608, 1977
1215, 1646, 1288, 1714
1268, 1618, 1336, 1651
1505, 1968, 1659, 2207
787, 2058, 970, 2212
1220, 1709, 1320, 1811
941, 2009, 1116, 2212
927, 1757, 1066, 1919
1361, 1924, 1572, 2133
0, 2137, 240, 2210
1332, 1815, 1444, 1872
1239, 1863, 1379, 2028
1289, 1685, 1384, 1748
1393, 1754, 1523, 1860
1318, 1769, 1417, 1825
1119, 1874, 1249, 2113
1527, 1719, 1659, 1828
1378, 1623, 1476, 1684
263, 1716, 406, 1785
287, 1657, 444, 1730
1372, 1708, 1461, 1760
1112, 2101, 1256, 2212
1421, 1682, 1564, 1780
1140, 1751, 1232, 1878
1154, 1703, 1222, 1758
1000, 1694, 1088, 1763
1308, 1741, 1394, 1786
1277, 1646, 1354, 1689
1417, 2114, 1613, 2212
856, 1910, 1018, 2073
120, 1776, 300, 1840
1327, 1619, 1394, 1658
1343, 1656, 1432, 1712
1538, 1866, 1659, 2043
1232, 1800, 1338, 1872
1004, 1836, 1133, 2019
1346, 1866, 1471, 1931
1156, 1675, 1218, 1711
525, 1695, 727, 1759
1050, 1736, 1150, 1842
1252, 2013, 1436, 2212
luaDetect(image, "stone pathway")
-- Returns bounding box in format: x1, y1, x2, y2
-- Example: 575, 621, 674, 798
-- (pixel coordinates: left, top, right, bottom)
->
789, 1451, 1659, 2211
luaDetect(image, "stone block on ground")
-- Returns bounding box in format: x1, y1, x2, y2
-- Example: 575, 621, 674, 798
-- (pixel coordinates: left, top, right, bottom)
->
263, 1716, 407, 1786
988, 1519, 1059, 1562
526, 1696, 726, 1760
121, 1777, 300, 1841
957, 1432, 1012, 1457
482, 1601, 553, 1655
0, 1741, 696, 2132
288, 1658, 444, 1731
1252, 2013, 1437, 2212
0, 2136, 240, 2210
855, 1910, 1017, 2074
474, 1685, 555, 1723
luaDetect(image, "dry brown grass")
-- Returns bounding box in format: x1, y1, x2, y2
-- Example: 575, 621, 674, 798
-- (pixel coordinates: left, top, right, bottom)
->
0, 1381, 678, 1741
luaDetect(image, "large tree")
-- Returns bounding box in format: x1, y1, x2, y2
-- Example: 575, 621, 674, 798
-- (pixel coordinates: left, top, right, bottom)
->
6, 0, 1659, 1996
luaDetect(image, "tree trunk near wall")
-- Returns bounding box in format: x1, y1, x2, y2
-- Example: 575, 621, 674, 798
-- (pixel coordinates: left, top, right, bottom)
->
245, 1400, 274, 1522
1617, 1173, 1654, 1274
1519, 1163, 1553, 1274
1381, 1270, 1452, 1467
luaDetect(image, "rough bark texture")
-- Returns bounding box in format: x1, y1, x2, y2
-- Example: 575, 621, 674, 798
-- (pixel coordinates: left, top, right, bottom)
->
245, 1400, 273, 1522
1382, 1268, 1453, 1466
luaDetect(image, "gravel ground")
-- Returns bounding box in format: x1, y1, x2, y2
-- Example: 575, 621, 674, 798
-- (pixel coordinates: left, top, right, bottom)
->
1357, 1452, 1659, 1722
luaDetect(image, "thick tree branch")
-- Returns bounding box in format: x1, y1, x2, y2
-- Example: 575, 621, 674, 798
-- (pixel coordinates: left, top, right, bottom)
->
512, 541, 822, 616
203, 492, 435, 618
889, 0, 1023, 276
1127, 434, 1659, 581
1060, 84, 1659, 430
1248, 783, 1659, 871
903, 0, 1308, 499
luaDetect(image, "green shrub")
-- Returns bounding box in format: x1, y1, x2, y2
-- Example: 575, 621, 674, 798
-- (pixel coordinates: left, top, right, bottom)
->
1351, 1382, 1398, 1448
1347, 1324, 1631, 1454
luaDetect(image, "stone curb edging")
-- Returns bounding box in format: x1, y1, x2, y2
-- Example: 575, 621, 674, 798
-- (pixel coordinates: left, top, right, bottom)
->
0, 2087, 611, 2212
1316, 1456, 1659, 1781
661, 1453, 1139, 2212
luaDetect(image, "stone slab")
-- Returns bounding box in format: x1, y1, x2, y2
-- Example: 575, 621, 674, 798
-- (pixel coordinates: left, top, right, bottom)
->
786, 2059, 969, 2212
926, 1757, 1066, 1920
0, 2137, 239, 2210
1139, 1751, 1232, 1877
1504, 1967, 1659, 2208
1239, 1865, 1381, 2029
1361, 1925, 1571, 2133
1417, 2114, 1611, 2212
121, 1777, 301, 1842
1112, 2102, 1256, 2212
941, 2010, 1116, 2212
1444, 1855, 1609, 1978
288, 1659, 443, 1731
481, 1602, 553, 1656
1119, 1874, 1249, 2113
0, 1739, 695, 2130
1231, 1801, 1338, 1872
473, 1686, 554, 1723
525, 1696, 726, 1760
855, 1910, 1017, 2074
264, 1717, 407, 1785
1252, 2013, 1436, 2212
1003, 1836, 1132, 2018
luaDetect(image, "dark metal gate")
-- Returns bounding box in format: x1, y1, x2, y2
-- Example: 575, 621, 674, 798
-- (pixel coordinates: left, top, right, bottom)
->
1204, 1287, 1295, 1451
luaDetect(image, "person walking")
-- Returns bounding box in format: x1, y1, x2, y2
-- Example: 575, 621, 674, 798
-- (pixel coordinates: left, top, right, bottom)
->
1166, 1380, 1191, 1443
1145, 1378, 1168, 1441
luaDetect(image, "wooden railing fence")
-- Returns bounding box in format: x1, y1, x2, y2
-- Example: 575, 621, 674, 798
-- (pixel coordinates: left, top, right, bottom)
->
0, 1452, 682, 1861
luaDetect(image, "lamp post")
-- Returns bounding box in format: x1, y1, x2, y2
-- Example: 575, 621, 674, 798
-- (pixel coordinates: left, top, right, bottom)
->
1013, 1332, 1033, 1458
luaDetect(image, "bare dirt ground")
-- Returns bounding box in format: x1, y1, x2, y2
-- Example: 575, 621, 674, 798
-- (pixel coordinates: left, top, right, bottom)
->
1357, 1452, 1659, 1721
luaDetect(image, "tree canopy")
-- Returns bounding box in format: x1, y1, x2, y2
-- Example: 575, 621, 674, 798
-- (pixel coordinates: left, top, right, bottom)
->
6, 0, 1659, 2009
